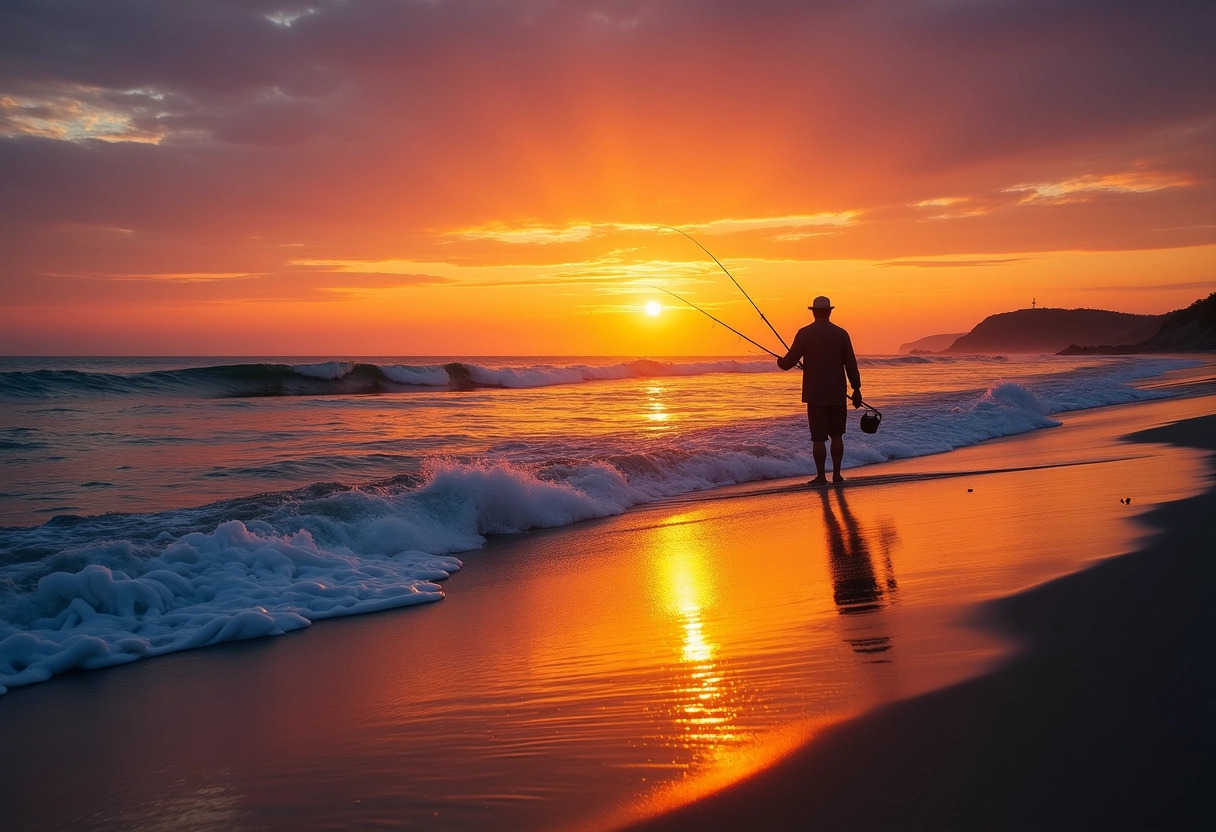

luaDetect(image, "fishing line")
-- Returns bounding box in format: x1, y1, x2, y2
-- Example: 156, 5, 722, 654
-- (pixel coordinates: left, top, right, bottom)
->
652, 284, 882, 431
657, 225, 792, 352
651, 285, 783, 360
651, 285, 802, 369
652, 228, 887, 426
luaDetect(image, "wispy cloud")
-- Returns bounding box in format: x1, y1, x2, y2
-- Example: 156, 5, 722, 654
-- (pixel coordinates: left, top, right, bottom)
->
444, 223, 605, 245
1078, 280, 1216, 293
445, 214, 860, 246
300, 252, 714, 293
876, 257, 1028, 268
911, 196, 990, 221
0, 90, 168, 143
92, 271, 256, 282
686, 213, 860, 235
1005, 171, 1192, 204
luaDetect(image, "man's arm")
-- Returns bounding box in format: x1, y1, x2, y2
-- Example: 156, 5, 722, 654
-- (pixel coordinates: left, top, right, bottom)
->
777, 330, 803, 371
844, 332, 862, 405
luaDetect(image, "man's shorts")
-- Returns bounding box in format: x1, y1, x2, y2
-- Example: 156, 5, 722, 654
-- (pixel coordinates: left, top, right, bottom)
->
806, 404, 847, 442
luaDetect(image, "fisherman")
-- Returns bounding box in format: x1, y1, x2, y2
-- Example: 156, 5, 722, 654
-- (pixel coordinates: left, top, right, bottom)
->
777, 296, 863, 485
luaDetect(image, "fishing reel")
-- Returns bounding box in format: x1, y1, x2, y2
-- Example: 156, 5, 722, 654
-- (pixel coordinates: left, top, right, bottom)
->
858, 402, 883, 434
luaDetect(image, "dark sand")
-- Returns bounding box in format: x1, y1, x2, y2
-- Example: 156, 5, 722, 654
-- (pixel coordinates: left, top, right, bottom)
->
627, 413, 1216, 831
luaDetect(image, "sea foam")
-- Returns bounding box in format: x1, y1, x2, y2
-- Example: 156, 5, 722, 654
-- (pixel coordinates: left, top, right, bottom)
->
0, 520, 458, 694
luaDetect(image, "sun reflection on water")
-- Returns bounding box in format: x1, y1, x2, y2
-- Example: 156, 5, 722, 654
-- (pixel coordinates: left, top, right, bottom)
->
642, 385, 672, 431
651, 517, 749, 758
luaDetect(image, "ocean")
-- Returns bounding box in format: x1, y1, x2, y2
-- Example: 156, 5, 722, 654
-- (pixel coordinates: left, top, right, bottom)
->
0, 353, 1197, 696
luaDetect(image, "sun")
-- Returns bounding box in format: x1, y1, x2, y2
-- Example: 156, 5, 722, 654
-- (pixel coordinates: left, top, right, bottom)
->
645, 301, 662, 317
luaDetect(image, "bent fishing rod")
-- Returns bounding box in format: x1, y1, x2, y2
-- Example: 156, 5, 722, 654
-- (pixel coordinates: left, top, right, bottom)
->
654, 285, 883, 417
651, 285, 784, 360
658, 225, 792, 352
651, 289, 802, 369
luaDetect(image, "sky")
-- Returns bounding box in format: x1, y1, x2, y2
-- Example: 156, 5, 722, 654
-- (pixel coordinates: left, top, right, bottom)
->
1, 0, 1214, 356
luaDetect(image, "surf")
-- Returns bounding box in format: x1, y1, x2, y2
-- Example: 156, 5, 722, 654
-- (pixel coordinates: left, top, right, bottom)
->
0, 354, 1201, 695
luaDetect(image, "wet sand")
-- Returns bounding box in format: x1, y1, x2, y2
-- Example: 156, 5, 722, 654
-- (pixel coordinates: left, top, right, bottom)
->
627, 404, 1216, 831
1, 392, 1213, 831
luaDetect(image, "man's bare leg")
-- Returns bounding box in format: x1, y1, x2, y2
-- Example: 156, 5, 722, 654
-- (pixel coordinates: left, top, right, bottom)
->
809, 440, 829, 485
830, 435, 845, 483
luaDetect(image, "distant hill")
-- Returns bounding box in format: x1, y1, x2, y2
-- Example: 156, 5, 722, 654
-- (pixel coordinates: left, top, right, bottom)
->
944, 308, 1164, 355
1058, 293, 1216, 354
898, 333, 966, 354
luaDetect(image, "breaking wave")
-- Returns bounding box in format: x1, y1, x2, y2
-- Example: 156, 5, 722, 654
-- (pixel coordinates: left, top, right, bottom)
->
0, 355, 1016, 399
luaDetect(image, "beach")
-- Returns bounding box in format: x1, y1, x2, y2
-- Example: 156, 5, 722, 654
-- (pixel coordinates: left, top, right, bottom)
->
5, 2, 1214, 827
1, 372, 1213, 830
628, 399, 1216, 831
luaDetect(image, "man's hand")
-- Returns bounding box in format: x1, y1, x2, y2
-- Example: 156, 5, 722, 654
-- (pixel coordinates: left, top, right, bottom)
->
851, 389, 863, 409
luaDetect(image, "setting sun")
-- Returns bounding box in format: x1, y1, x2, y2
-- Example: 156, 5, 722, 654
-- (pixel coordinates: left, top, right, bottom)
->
646, 301, 663, 317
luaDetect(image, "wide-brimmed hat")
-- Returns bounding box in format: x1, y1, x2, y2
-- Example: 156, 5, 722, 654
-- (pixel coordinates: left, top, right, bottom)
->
808, 295, 834, 310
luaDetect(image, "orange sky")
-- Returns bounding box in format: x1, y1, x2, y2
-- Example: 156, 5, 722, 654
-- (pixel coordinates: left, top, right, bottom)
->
1, 0, 1213, 355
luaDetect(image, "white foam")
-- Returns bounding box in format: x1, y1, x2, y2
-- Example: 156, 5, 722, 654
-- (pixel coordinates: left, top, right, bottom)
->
458, 358, 775, 389
381, 364, 451, 387
0, 520, 458, 694
291, 361, 354, 380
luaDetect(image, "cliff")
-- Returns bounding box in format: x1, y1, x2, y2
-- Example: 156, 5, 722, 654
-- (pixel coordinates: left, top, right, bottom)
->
1058, 293, 1216, 354
898, 333, 967, 354
944, 308, 1164, 355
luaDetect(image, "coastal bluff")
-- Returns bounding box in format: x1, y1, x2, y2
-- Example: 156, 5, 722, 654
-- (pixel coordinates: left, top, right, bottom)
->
1059, 293, 1216, 354
898, 332, 966, 354
943, 307, 1163, 355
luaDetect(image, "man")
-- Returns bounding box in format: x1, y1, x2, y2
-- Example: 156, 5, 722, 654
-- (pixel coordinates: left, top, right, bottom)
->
777, 295, 863, 485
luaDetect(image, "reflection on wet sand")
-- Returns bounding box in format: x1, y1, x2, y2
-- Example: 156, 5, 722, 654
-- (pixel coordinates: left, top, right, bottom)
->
818, 487, 900, 657
650, 515, 749, 759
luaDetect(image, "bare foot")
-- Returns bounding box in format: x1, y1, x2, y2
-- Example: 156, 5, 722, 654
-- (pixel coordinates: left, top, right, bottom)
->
833, 473, 845, 484
807, 475, 829, 486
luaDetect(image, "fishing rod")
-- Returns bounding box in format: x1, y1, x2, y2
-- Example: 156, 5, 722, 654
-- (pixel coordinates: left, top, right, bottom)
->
653, 227, 885, 432
656, 285, 807, 369
658, 225, 792, 352
652, 286, 784, 361
652, 286, 884, 431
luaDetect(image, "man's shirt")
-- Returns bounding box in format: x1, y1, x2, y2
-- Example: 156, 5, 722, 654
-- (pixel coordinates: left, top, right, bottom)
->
777, 319, 861, 405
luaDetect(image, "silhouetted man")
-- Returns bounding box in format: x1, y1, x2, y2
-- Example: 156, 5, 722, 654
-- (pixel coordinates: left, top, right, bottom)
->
777, 296, 862, 485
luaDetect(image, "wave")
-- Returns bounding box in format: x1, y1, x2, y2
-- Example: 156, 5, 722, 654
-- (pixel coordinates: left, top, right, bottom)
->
0, 358, 1195, 695
857, 354, 1010, 366
0, 355, 1022, 399
0, 359, 779, 399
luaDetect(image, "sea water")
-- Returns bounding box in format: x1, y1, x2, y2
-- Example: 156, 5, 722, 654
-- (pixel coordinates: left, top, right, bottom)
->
0, 353, 1197, 694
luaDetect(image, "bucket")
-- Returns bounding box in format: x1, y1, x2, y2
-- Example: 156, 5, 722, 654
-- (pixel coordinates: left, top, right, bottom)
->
860, 408, 882, 434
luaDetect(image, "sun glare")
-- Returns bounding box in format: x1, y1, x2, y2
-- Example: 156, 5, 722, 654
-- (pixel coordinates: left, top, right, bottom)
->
645, 301, 662, 317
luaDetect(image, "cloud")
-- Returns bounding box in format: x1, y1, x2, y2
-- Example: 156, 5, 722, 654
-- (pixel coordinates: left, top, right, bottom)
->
293, 253, 716, 292
0, 90, 168, 142
445, 215, 860, 247
876, 258, 1029, 269
1, 0, 1213, 350
1078, 280, 1216, 293
446, 223, 604, 245
910, 196, 992, 221
3, 268, 454, 306
686, 214, 860, 235
1005, 171, 1194, 204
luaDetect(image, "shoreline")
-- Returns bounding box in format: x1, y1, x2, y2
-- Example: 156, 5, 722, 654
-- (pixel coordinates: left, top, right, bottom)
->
624, 408, 1216, 831
1, 391, 1213, 831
